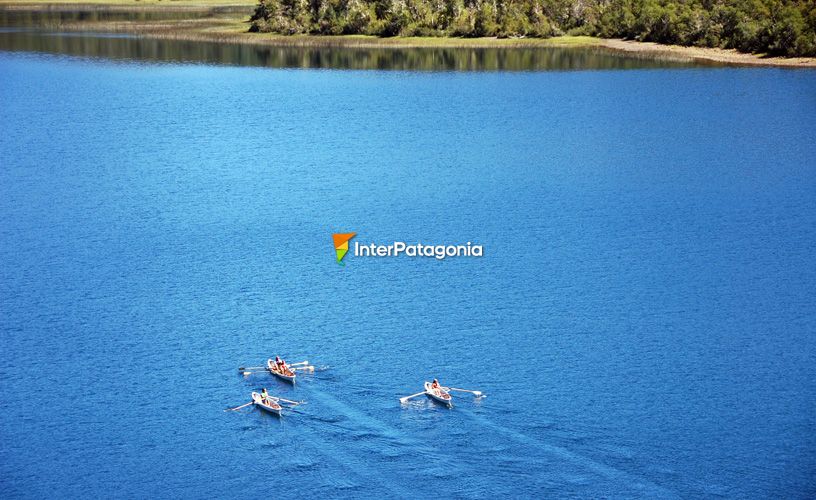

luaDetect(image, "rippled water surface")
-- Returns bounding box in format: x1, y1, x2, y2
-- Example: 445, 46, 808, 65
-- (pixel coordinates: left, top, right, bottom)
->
1, 51, 815, 498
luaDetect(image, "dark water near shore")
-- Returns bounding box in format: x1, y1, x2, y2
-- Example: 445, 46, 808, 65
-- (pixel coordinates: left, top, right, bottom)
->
0, 8, 704, 71
1, 42, 816, 500
0, 28, 700, 70
0, 6, 250, 25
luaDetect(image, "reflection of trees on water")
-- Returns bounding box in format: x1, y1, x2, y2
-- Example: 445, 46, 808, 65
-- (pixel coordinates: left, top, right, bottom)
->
0, 31, 697, 70
0, 8, 251, 26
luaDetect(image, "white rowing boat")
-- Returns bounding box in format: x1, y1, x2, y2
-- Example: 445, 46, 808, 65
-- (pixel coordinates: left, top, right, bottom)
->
424, 381, 453, 407
267, 358, 296, 384
251, 391, 283, 416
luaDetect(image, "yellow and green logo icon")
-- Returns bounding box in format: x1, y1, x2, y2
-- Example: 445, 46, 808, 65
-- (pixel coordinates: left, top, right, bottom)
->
332, 232, 356, 266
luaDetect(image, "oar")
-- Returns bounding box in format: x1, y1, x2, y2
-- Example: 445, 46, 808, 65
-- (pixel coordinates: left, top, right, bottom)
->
399, 391, 427, 403
224, 401, 254, 412
296, 365, 329, 372
444, 387, 485, 397
271, 397, 306, 406
238, 360, 307, 371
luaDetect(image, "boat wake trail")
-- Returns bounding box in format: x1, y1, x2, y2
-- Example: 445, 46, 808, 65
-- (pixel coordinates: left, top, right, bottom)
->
304, 387, 447, 457
291, 420, 409, 497
460, 410, 678, 498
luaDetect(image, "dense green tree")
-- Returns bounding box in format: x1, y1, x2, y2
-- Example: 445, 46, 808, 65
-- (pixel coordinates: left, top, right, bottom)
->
248, 0, 816, 56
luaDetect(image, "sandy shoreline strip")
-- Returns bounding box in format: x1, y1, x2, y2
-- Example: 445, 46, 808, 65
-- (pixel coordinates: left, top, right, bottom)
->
598, 39, 816, 68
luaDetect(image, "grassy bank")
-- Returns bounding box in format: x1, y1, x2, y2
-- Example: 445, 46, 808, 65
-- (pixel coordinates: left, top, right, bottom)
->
1, 1, 815, 66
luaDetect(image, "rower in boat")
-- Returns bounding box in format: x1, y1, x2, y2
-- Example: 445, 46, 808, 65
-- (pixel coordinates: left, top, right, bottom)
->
227, 389, 304, 416
399, 381, 483, 406
424, 379, 453, 407
267, 357, 296, 384
251, 389, 283, 416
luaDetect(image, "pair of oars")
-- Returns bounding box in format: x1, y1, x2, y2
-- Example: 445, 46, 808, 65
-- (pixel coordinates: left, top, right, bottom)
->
399, 386, 485, 403
239, 361, 312, 375
239, 360, 310, 371
225, 395, 306, 412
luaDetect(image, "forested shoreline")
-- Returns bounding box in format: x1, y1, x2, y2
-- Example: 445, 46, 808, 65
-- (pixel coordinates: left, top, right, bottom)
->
249, 0, 816, 56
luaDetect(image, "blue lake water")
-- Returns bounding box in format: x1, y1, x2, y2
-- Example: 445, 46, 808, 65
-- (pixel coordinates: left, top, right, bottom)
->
1, 50, 815, 498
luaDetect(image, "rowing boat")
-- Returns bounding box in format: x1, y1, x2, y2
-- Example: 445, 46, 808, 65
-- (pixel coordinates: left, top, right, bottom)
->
267, 358, 296, 384
424, 381, 453, 407
251, 391, 283, 416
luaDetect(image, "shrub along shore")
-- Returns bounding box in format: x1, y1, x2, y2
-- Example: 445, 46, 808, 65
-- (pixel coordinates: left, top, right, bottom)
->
1, 0, 815, 64
248, 0, 816, 56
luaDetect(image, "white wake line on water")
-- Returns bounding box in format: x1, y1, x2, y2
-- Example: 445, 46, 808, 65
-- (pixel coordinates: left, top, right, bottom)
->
296, 389, 460, 497
459, 410, 679, 498
304, 387, 447, 457
301, 385, 673, 496
293, 419, 411, 498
